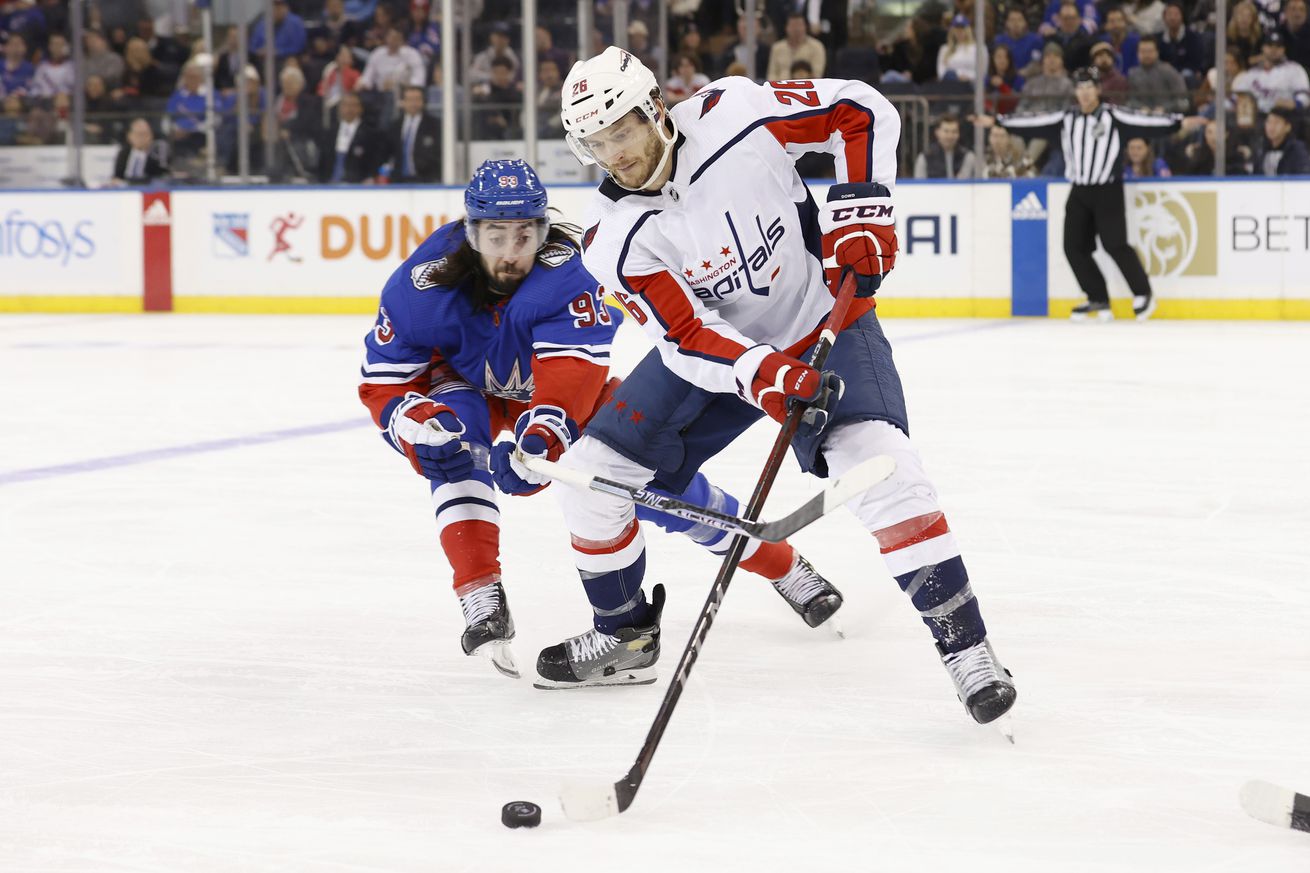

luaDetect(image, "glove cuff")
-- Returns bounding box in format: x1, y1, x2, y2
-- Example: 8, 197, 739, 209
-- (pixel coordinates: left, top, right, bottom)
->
820, 183, 895, 233
732, 344, 777, 408
515, 405, 578, 455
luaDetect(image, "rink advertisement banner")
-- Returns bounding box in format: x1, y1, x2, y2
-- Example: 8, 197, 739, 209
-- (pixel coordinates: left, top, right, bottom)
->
1045, 180, 1310, 319
0, 191, 143, 309
166, 184, 1012, 316
169, 189, 471, 311
4, 181, 1309, 317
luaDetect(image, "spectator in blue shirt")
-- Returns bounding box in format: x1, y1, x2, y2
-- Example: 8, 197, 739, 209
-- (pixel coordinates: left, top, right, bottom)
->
250, 0, 307, 62
0, 4, 45, 52
1040, 0, 1099, 35
1, 34, 35, 96
406, 3, 440, 61
167, 62, 209, 155
344, 0, 379, 22
996, 7, 1046, 75
1102, 7, 1140, 71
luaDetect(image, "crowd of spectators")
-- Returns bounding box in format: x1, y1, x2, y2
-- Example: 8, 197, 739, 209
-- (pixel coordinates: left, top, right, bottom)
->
878, 0, 1310, 177
0, 0, 1308, 182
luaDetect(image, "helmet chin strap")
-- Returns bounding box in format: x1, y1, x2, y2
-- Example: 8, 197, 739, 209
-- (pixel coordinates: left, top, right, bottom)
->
610, 110, 680, 192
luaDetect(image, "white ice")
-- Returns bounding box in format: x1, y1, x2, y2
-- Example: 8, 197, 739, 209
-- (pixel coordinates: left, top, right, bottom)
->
1, 313, 1308, 872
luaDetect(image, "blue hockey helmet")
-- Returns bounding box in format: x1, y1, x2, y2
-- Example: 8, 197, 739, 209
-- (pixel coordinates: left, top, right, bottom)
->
464, 159, 550, 257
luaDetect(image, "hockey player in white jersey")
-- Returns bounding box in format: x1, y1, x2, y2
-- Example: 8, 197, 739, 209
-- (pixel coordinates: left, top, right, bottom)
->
506, 47, 1018, 726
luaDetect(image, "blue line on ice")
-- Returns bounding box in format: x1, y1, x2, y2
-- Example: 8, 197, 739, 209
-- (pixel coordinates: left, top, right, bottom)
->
0, 320, 1019, 486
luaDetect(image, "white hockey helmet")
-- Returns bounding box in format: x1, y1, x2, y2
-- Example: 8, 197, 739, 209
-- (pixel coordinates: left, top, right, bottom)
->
560, 46, 678, 189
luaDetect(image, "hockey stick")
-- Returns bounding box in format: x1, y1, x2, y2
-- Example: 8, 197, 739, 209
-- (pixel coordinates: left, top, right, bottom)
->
1241, 780, 1310, 834
518, 453, 893, 544
559, 271, 870, 822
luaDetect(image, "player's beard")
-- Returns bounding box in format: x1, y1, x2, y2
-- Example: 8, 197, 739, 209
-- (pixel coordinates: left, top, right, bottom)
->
611, 127, 667, 190
487, 259, 529, 296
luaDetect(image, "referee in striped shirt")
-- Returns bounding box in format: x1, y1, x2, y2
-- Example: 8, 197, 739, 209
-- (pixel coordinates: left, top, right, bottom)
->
977, 67, 1203, 321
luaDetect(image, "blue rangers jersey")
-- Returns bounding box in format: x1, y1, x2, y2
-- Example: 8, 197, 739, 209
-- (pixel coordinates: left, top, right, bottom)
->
359, 220, 615, 436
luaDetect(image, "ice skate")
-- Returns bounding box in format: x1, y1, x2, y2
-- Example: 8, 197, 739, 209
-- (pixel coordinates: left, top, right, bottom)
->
534, 584, 665, 689
1133, 293, 1157, 321
938, 638, 1017, 738
1070, 301, 1112, 322
770, 554, 844, 632
458, 578, 519, 679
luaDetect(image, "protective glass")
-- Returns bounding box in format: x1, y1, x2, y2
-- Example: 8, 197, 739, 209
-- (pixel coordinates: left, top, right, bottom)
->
467, 219, 549, 258
573, 110, 657, 173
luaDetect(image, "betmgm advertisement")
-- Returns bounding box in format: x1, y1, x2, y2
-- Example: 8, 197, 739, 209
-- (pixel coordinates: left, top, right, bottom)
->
1047, 180, 1310, 318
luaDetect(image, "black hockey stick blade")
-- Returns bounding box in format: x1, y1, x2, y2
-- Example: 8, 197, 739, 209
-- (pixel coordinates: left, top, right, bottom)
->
1240, 780, 1310, 833
519, 453, 894, 543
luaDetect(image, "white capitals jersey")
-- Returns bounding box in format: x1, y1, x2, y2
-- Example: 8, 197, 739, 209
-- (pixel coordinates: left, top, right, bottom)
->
580, 76, 901, 398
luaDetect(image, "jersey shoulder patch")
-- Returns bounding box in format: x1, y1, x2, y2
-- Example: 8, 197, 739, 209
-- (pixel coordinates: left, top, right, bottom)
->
410, 258, 448, 290
536, 241, 577, 268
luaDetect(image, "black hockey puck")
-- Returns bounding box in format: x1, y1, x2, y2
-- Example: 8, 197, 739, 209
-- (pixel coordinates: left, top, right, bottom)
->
501, 801, 542, 829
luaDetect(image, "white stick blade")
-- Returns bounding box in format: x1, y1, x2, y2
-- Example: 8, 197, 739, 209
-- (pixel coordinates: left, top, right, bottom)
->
559, 781, 620, 822
518, 453, 592, 489
825, 455, 896, 511
1240, 779, 1295, 828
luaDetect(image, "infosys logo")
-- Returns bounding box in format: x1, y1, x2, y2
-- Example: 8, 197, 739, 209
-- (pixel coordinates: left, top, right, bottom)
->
0, 210, 96, 266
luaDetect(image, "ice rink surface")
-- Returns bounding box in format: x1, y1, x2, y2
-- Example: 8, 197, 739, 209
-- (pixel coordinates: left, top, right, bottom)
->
1, 312, 1308, 873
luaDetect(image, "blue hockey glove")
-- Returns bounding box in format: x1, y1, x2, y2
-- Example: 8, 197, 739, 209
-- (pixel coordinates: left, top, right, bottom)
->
490, 405, 580, 496
388, 393, 474, 482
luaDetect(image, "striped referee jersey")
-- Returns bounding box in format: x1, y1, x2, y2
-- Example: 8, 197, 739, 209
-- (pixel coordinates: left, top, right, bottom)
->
998, 104, 1181, 185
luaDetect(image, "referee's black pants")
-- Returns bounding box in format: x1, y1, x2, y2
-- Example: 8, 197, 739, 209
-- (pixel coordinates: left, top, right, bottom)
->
1063, 182, 1152, 305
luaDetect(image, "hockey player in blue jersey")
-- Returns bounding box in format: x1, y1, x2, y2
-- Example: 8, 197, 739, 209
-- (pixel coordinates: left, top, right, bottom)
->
358, 159, 843, 681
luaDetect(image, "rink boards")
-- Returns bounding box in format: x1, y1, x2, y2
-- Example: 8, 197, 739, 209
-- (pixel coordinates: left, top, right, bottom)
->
1, 179, 1307, 318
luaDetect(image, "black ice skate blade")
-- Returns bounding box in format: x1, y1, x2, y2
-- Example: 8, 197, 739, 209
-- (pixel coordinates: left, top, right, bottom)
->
532, 669, 657, 690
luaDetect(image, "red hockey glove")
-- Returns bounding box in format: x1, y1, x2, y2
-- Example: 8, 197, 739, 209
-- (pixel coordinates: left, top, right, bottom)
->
387, 393, 473, 481
747, 350, 823, 424
820, 182, 897, 298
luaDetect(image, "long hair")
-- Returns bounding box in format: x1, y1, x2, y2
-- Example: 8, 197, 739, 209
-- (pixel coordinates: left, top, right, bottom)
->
423, 210, 583, 310
1228, 0, 1262, 40
989, 44, 1016, 82
946, 21, 974, 53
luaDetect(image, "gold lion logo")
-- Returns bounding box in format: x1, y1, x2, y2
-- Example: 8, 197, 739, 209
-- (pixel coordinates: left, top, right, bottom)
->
1129, 190, 1196, 277
1126, 189, 1218, 278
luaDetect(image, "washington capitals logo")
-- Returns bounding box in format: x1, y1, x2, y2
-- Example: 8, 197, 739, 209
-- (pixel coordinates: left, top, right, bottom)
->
698, 88, 725, 118
582, 222, 600, 252
619, 51, 632, 72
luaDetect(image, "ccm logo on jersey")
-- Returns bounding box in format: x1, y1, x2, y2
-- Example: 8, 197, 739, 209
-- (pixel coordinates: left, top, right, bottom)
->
831, 204, 893, 221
